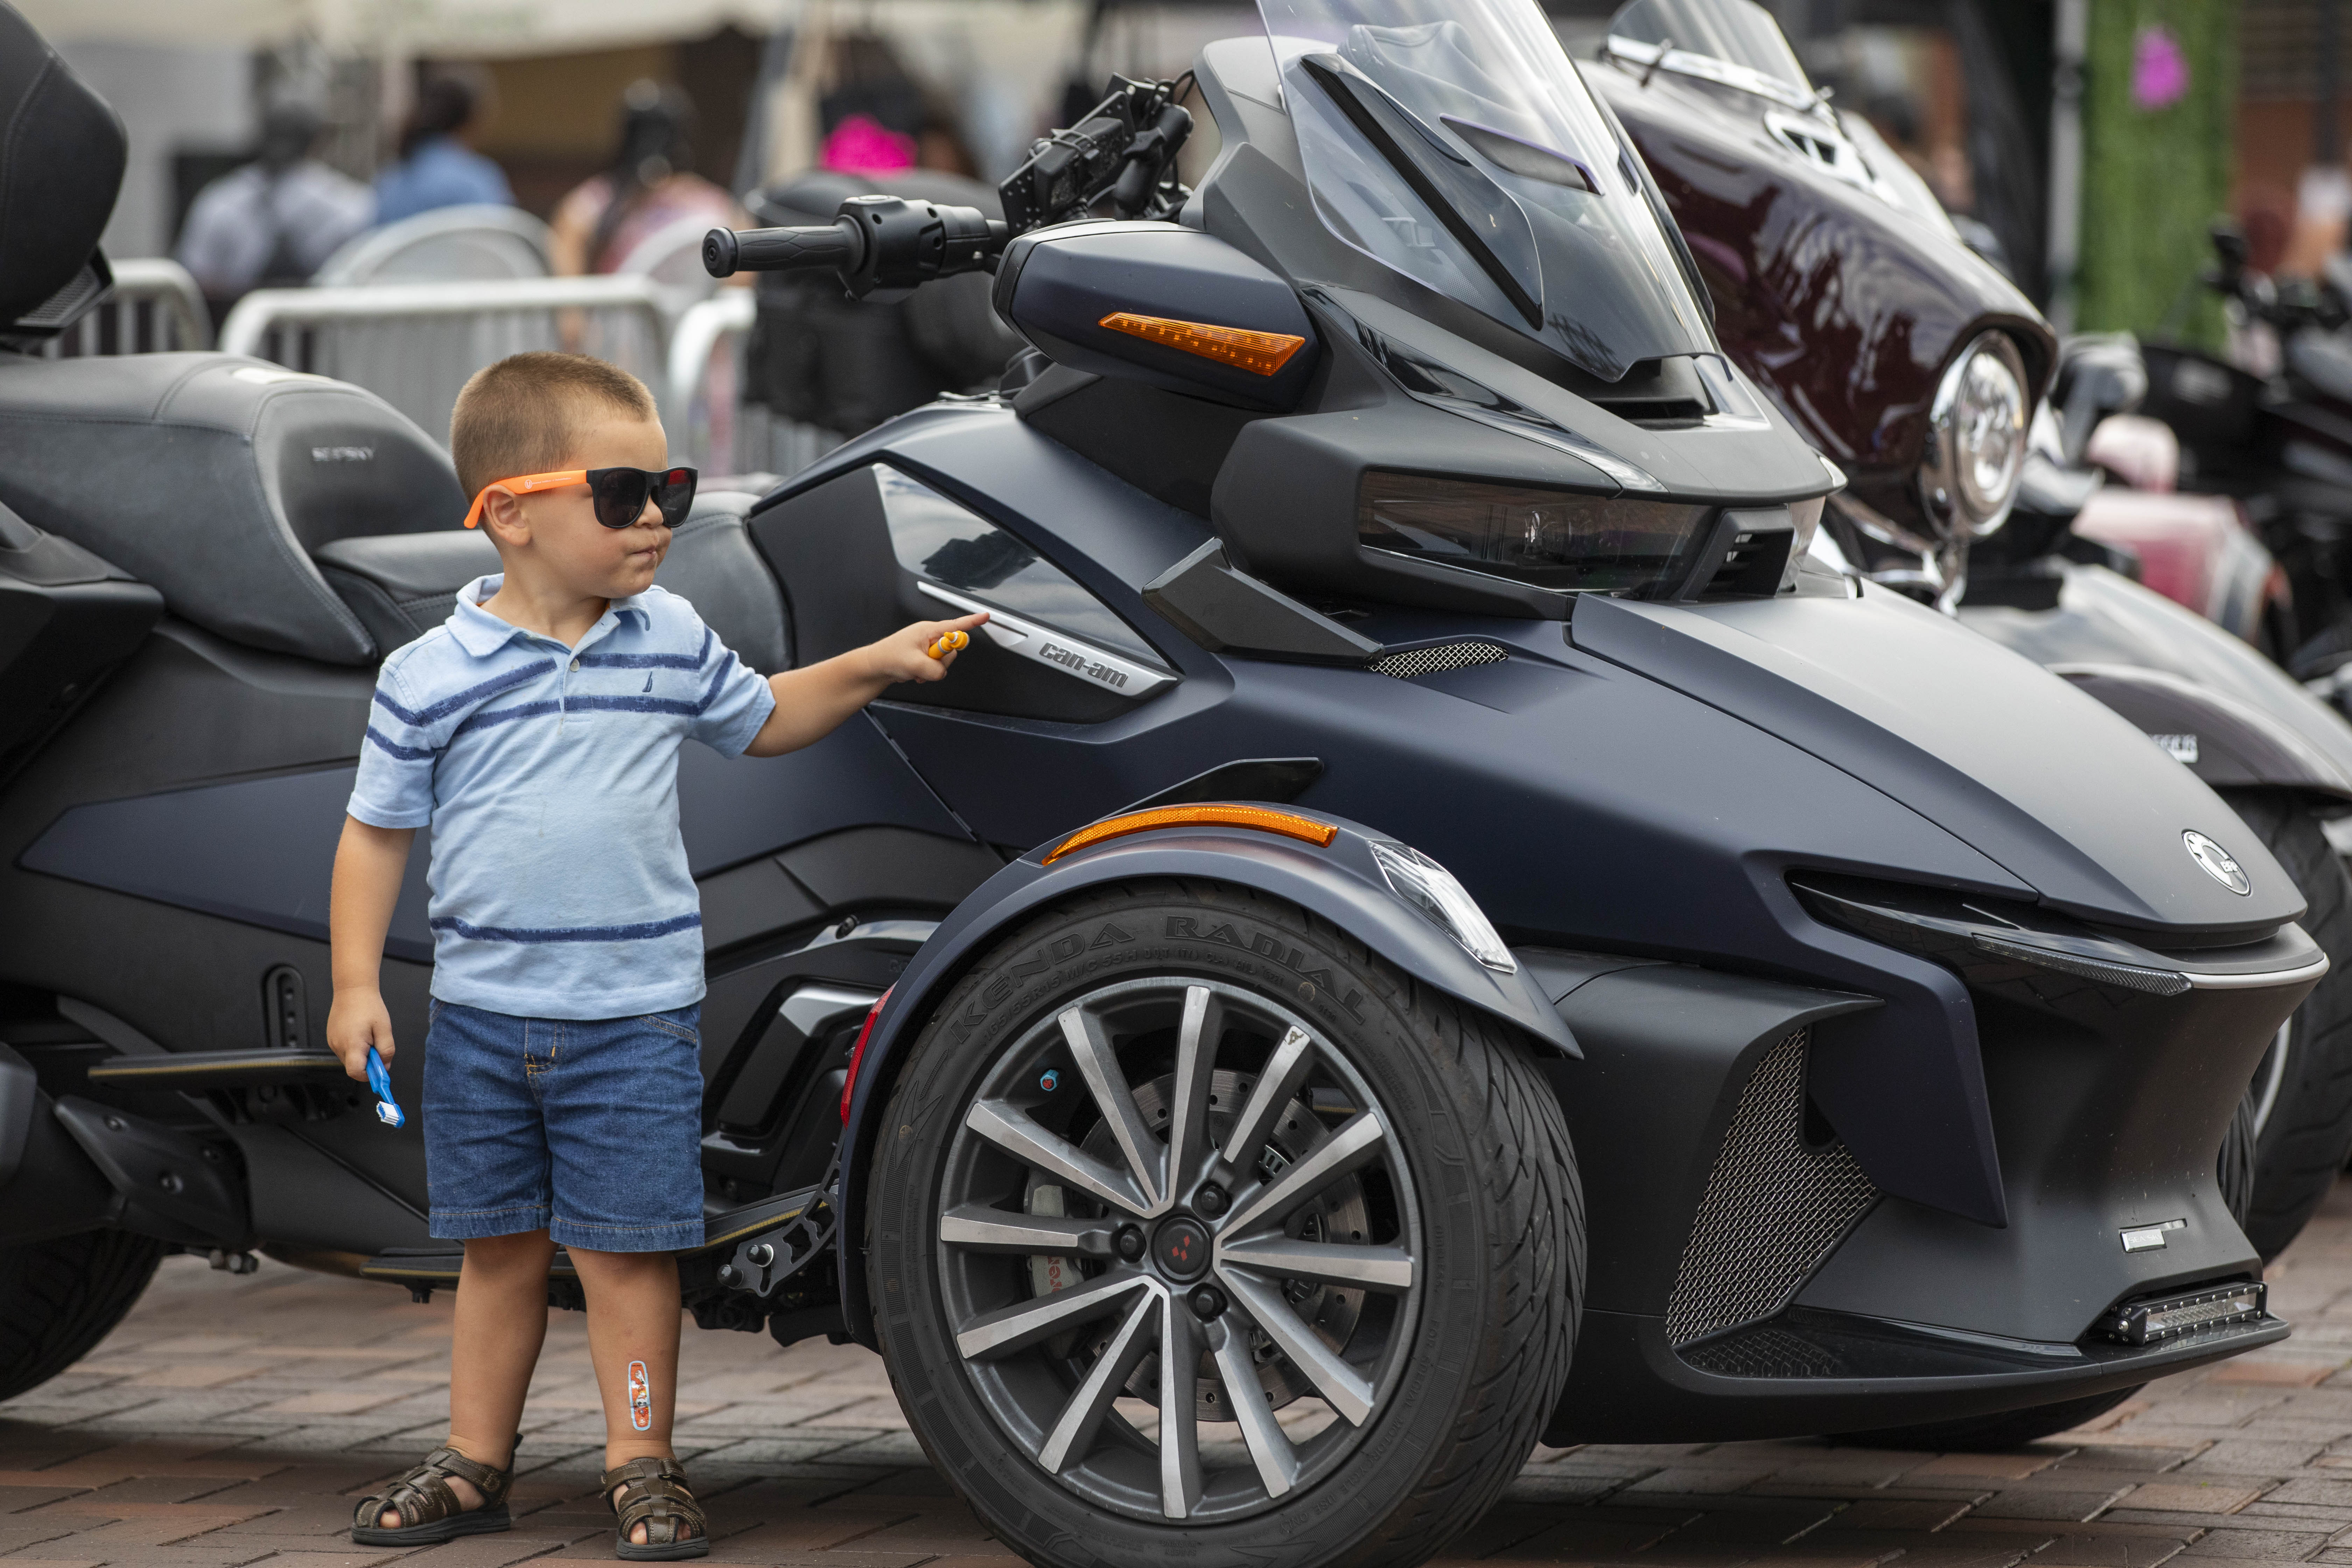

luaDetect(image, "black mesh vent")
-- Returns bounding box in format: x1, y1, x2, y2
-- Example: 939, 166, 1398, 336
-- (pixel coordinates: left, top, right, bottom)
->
1664, 1028, 1878, 1347
1370, 641, 1509, 680
1680, 1323, 1850, 1379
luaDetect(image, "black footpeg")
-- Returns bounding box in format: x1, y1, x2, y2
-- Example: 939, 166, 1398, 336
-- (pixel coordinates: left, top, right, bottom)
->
710, 1164, 836, 1301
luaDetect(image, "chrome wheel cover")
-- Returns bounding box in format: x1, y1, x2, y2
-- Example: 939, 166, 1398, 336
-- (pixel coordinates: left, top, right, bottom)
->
934, 976, 1423, 1523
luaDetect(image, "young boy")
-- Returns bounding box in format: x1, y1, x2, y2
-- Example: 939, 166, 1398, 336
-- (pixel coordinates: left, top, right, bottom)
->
330, 352, 981, 1560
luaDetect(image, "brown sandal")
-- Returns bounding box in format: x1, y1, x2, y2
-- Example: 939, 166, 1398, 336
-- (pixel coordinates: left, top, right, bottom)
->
603, 1456, 708, 1561
351, 1445, 514, 1545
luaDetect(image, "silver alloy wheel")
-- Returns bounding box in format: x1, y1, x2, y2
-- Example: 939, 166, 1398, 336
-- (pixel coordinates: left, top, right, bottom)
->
933, 976, 1423, 1524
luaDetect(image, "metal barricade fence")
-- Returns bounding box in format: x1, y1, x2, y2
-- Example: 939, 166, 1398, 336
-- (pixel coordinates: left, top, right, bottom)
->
38, 259, 210, 357
665, 288, 844, 480
219, 275, 668, 450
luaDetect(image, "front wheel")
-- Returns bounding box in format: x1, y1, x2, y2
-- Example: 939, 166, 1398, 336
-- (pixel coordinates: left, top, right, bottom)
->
865, 881, 1581, 1568
2217, 790, 2352, 1260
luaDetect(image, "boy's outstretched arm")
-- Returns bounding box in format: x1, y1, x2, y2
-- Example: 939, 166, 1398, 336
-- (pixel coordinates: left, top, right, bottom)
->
742, 611, 989, 758
327, 818, 417, 1083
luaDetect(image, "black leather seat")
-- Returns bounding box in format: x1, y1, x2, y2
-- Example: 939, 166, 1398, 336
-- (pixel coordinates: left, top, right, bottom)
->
312, 530, 500, 657
314, 491, 792, 671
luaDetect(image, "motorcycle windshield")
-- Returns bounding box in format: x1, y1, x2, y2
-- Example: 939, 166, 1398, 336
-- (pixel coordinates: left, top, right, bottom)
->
1603, 0, 1816, 107
1258, 0, 1713, 383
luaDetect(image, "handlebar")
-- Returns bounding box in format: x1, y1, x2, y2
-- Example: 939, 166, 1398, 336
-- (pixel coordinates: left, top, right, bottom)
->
704, 195, 1006, 300
702, 219, 862, 280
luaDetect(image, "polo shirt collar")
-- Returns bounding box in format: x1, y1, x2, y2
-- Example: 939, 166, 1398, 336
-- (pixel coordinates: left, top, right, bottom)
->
448, 575, 652, 659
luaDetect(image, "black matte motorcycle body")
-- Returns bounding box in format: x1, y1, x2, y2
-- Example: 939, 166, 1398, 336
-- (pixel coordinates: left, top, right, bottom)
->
0, 2, 2325, 1563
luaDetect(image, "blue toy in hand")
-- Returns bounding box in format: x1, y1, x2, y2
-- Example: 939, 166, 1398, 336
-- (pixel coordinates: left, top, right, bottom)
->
366, 1048, 405, 1128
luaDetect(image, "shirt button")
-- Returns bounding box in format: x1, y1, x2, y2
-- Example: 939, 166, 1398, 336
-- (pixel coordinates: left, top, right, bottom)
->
569, 658, 580, 671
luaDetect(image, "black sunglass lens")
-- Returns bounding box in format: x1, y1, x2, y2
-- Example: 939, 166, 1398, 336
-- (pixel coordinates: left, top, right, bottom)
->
654, 469, 698, 525
592, 470, 651, 528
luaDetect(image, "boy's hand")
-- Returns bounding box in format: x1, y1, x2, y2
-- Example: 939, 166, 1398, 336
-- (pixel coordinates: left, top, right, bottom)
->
327, 987, 396, 1083
871, 613, 988, 685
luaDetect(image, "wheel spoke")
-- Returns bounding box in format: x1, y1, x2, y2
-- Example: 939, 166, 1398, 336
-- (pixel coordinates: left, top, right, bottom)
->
956, 1272, 1149, 1361
1036, 1286, 1158, 1474
1061, 1005, 1165, 1210
1218, 1238, 1414, 1292
1217, 1024, 1315, 1175
1220, 1111, 1387, 1239
940, 1206, 1115, 1257
1208, 1314, 1298, 1498
965, 1099, 1147, 1216
1158, 1290, 1203, 1519
1164, 986, 1222, 1197
1216, 1265, 1376, 1425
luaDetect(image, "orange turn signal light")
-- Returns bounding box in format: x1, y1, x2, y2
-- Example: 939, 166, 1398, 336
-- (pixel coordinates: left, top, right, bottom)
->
1098, 312, 1307, 377
1045, 804, 1339, 864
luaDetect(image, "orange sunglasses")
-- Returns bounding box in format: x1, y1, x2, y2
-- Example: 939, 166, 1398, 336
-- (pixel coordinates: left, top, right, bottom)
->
462, 466, 698, 531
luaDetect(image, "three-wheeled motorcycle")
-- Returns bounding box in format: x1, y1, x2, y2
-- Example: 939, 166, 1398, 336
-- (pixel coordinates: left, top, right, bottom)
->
0, 1, 2325, 1563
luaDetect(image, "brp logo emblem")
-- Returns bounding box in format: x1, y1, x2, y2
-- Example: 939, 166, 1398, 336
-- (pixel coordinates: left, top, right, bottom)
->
2184, 830, 2251, 895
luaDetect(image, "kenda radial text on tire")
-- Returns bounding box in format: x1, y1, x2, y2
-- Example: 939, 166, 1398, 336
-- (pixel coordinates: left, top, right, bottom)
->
864, 879, 1582, 1568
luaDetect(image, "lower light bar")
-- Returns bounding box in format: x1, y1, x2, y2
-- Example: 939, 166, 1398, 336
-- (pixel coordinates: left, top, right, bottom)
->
2099, 1281, 2267, 1345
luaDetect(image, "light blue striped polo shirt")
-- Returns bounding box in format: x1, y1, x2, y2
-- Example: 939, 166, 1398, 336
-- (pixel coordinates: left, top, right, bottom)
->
348, 575, 776, 1019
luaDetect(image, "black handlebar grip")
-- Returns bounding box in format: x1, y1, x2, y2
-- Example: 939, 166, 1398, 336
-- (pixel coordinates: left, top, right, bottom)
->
702, 219, 863, 278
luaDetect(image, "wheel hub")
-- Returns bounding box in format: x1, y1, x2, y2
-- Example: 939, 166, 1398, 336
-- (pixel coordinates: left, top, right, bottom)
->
1153, 1215, 1212, 1280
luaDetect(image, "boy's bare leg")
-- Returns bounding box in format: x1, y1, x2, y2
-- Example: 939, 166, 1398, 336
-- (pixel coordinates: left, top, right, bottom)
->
571, 1247, 684, 1545
381, 1229, 554, 1527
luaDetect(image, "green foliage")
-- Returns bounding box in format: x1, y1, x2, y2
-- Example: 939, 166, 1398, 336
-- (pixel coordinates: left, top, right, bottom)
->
2076, 0, 2239, 346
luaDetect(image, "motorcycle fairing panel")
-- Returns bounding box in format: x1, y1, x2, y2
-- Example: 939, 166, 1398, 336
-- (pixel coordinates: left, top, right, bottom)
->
1960, 561, 2352, 805
0, 0, 2314, 1463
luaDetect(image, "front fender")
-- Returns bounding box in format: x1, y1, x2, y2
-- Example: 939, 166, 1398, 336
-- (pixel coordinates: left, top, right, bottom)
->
832, 808, 1575, 1345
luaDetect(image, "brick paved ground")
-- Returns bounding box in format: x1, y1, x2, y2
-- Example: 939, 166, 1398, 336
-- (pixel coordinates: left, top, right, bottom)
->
11, 1183, 2352, 1568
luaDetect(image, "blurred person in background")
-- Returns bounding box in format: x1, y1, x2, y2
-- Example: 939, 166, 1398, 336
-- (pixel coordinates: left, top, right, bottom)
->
819, 32, 976, 178
176, 100, 373, 319
550, 81, 746, 275
2279, 164, 2352, 281
373, 68, 512, 225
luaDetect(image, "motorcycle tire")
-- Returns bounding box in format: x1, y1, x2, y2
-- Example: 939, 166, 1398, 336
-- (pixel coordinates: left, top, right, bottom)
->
0, 1228, 165, 1401
2216, 789, 2352, 1262
865, 879, 1581, 1568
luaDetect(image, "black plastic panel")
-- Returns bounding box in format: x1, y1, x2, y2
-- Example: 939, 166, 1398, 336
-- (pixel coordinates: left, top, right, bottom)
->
748, 463, 1153, 723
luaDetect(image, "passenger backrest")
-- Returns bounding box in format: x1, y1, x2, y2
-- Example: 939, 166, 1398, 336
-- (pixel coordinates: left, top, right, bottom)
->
309, 492, 791, 670
0, 352, 465, 664
657, 493, 792, 674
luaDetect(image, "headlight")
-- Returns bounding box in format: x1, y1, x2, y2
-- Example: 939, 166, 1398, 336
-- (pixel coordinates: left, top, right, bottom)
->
1920, 332, 2028, 538
1357, 471, 1713, 594
1368, 841, 1516, 973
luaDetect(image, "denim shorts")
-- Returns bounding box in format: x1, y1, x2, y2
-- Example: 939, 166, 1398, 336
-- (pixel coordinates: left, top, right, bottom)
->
422, 999, 705, 1253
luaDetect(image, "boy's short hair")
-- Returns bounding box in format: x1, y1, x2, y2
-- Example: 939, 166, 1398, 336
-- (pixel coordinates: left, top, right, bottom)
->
449, 352, 659, 499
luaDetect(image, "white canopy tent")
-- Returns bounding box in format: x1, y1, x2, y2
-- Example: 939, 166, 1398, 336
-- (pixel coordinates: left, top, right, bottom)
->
18, 0, 1086, 62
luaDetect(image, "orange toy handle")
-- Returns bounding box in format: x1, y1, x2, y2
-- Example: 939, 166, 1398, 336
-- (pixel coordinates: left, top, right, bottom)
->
927, 629, 971, 659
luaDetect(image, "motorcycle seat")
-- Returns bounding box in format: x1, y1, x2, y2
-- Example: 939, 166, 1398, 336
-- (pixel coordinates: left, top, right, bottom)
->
0, 352, 465, 666
312, 491, 792, 672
